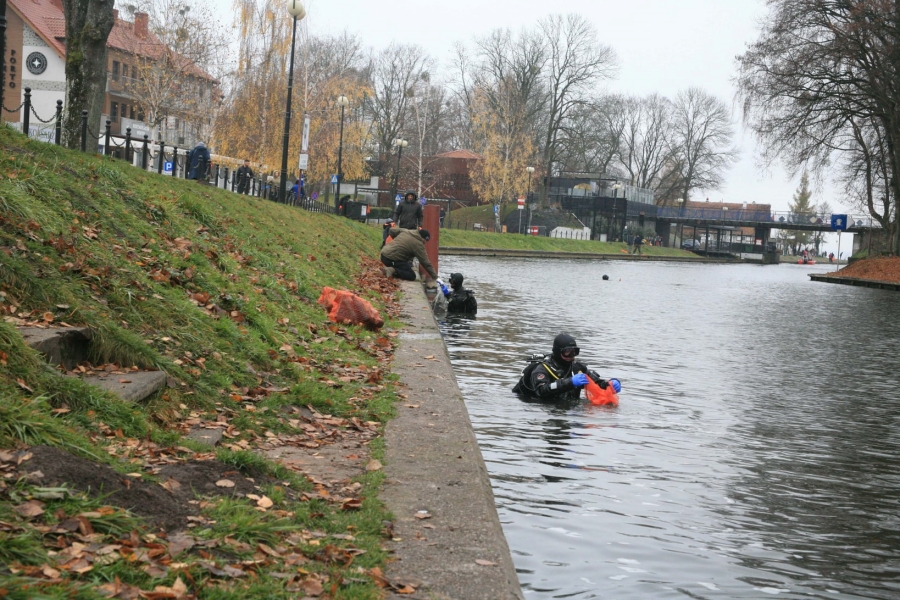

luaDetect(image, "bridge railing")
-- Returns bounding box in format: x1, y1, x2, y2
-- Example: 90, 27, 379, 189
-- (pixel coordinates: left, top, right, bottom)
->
658, 207, 882, 229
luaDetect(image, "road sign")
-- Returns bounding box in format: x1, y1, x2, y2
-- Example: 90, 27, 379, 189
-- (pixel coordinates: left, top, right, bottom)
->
517, 196, 525, 210
298, 153, 308, 170
494, 204, 499, 214
331, 174, 339, 184
395, 194, 402, 204
311, 192, 318, 200
163, 161, 173, 173
831, 214, 848, 231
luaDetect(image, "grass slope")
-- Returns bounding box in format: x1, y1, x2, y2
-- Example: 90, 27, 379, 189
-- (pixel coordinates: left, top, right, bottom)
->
0, 126, 396, 599
439, 228, 695, 257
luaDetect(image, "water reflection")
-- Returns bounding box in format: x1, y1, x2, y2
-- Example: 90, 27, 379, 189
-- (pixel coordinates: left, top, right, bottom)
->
438, 257, 900, 599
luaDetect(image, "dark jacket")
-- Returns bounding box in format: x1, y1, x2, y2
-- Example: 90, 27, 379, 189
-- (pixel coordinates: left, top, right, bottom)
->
187, 144, 211, 180
393, 198, 423, 229
513, 355, 605, 400
237, 165, 254, 181
447, 288, 477, 314
380, 228, 437, 279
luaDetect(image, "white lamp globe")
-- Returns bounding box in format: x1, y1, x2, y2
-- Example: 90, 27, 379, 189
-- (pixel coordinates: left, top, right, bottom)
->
287, 0, 306, 18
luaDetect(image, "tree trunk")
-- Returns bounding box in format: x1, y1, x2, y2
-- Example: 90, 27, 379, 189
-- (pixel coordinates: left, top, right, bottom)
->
61, 0, 115, 150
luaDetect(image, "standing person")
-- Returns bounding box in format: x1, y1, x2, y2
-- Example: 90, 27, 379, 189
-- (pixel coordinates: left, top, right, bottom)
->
445, 273, 477, 314
393, 191, 423, 230
512, 333, 620, 400
631, 233, 643, 255
380, 227, 437, 285
187, 142, 210, 181
236, 160, 254, 194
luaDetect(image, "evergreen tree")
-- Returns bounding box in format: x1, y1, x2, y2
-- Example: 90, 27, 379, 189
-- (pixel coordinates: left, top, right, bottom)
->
788, 171, 814, 253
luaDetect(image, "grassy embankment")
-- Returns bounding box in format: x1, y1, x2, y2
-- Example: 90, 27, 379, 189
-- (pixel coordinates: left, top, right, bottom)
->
0, 126, 398, 599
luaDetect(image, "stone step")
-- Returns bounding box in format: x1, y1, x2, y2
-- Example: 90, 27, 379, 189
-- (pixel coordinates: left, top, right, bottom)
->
75, 370, 168, 403
18, 326, 92, 370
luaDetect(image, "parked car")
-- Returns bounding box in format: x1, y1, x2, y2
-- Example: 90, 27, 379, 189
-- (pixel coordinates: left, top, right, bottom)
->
682, 239, 702, 250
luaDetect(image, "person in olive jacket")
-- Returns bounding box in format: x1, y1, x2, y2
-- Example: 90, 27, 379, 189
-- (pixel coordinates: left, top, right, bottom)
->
392, 191, 423, 229
380, 228, 437, 284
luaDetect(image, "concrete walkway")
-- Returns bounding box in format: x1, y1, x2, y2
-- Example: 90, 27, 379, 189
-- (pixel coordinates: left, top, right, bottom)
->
440, 245, 732, 262
381, 280, 523, 600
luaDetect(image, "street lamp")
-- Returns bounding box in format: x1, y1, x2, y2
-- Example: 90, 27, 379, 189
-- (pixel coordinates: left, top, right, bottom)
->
0, 0, 7, 115
335, 95, 349, 200
391, 138, 408, 204
525, 166, 535, 234
610, 183, 623, 241
278, 0, 307, 204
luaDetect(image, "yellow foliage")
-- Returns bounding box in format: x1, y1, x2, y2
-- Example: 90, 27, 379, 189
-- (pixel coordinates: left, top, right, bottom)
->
469, 92, 535, 204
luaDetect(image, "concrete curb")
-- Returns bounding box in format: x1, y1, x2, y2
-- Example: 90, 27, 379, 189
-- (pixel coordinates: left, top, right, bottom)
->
380, 281, 523, 600
439, 246, 733, 262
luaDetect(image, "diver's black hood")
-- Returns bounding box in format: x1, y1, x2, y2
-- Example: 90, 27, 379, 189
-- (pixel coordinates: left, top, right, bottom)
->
552, 333, 578, 362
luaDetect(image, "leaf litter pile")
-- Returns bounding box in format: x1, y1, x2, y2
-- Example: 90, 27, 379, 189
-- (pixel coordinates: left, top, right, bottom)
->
833, 256, 900, 283
0, 127, 423, 599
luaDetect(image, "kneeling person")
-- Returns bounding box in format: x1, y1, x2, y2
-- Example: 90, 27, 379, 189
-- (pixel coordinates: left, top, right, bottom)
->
380, 228, 437, 284
513, 333, 620, 401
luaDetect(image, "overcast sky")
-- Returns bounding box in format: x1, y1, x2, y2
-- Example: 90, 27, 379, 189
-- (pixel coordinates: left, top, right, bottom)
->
213, 0, 857, 252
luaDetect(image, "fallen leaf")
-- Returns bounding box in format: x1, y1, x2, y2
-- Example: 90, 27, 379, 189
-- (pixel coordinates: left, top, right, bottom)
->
256, 496, 273, 509
215, 479, 235, 488
475, 559, 498, 566
14, 500, 45, 518
366, 459, 382, 472
414, 510, 431, 520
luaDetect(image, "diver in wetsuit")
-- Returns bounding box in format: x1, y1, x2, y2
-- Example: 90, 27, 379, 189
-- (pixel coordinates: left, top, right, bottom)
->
513, 333, 620, 401
446, 273, 477, 315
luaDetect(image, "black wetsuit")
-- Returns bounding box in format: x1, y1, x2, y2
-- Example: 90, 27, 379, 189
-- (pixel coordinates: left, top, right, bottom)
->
512, 355, 605, 401
447, 288, 477, 314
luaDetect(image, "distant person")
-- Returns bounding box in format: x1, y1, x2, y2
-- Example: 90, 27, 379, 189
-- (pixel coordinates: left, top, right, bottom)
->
187, 142, 210, 181
393, 191, 423, 230
829, 252, 835, 263
513, 333, 620, 401
236, 159, 254, 194
631, 234, 643, 255
380, 227, 437, 285
445, 273, 477, 315
291, 179, 301, 203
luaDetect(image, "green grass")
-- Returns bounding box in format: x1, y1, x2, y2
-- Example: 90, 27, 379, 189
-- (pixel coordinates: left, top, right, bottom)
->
438, 228, 696, 257
0, 126, 394, 598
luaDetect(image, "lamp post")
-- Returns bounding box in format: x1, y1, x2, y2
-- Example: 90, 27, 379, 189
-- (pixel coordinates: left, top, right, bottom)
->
390, 138, 408, 204
335, 95, 349, 200
278, 0, 306, 204
0, 0, 7, 115
525, 166, 535, 234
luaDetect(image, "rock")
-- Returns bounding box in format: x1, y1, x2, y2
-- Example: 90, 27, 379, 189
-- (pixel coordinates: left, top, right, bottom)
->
185, 428, 223, 447
18, 326, 92, 369
76, 370, 167, 402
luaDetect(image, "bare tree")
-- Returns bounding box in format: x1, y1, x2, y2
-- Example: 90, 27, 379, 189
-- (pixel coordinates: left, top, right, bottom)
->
669, 87, 737, 206
736, 0, 900, 255
615, 94, 675, 192
556, 95, 623, 176
61, 0, 116, 148
365, 43, 432, 161
537, 14, 617, 203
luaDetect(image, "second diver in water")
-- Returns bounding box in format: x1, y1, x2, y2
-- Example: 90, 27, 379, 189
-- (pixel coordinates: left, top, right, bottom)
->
513, 333, 621, 401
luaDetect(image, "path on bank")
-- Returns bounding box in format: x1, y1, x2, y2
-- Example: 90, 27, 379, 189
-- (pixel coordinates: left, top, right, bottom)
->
440, 246, 727, 262
380, 281, 523, 600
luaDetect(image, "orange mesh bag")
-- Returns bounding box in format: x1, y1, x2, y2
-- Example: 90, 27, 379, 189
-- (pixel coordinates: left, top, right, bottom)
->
585, 375, 619, 407
318, 287, 384, 330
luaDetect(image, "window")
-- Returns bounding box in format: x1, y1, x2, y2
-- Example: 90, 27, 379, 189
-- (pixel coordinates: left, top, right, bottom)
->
132, 66, 137, 80
112, 61, 120, 81
110, 102, 118, 122
129, 105, 135, 119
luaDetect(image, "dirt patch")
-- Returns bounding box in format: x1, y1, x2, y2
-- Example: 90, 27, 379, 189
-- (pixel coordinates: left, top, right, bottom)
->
19, 446, 265, 532
834, 256, 900, 282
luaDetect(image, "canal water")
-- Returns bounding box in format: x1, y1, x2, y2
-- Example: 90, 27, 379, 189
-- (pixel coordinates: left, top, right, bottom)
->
436, 257, 900, 599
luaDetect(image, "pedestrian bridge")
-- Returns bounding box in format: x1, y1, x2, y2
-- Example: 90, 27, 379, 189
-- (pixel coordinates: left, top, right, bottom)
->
656, 207, 881, 232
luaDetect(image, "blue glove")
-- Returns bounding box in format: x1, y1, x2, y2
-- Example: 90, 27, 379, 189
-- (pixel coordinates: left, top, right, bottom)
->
571, 373, 589, 387
610, 378, 621, 393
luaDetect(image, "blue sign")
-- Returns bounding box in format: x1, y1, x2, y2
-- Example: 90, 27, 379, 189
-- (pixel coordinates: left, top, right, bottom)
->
311, 192, 319, 200
831, 214, 848, 231
494, 204, 499, 214
331, 174, 339, 184
395, 194, 402, 204
163, 161, 173, 173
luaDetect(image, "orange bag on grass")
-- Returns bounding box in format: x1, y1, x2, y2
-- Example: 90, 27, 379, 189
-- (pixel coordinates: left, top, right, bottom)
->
317, 287, 384, 330
585, 375, 618, 406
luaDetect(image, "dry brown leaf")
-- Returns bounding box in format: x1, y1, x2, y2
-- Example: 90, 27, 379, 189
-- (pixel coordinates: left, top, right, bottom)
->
14, 499, 45, 518
475, 559, 498, 566
215, 479, 235, 488
366, 459, 383, 472
256, 496, 273, 509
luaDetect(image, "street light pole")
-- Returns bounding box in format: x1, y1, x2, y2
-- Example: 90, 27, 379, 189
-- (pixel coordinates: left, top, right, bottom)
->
0, 0, 7, 115
335, 95, 349, 200
390, 138, 407, 204
279, 0, 306, 204
611, 183, 622, 241
525, 166, 535, 234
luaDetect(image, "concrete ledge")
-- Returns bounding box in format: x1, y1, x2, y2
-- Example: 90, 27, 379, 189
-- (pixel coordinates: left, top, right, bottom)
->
18, 326, 92, 369
76, 370, 168, 402
810, 273, 900, 291
439, 246, 730, 262
381, 281, 523, 600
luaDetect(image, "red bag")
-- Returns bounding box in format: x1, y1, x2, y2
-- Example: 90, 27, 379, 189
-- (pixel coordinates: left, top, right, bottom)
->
317, 287, 384, 330
585, 375, 618, 406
